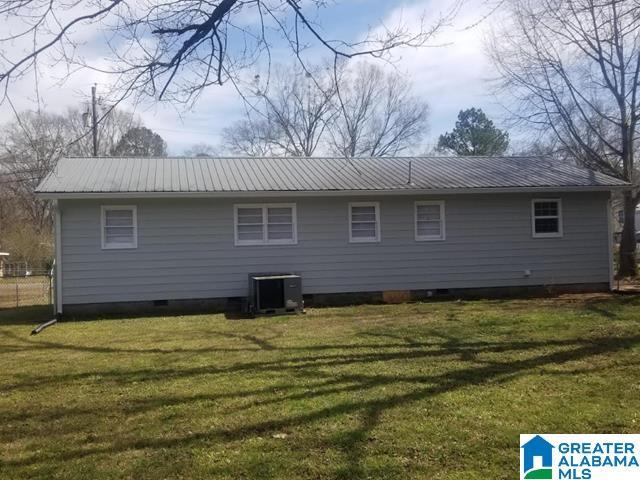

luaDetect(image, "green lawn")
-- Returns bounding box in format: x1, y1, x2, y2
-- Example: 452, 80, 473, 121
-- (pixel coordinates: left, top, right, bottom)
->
1, 295, 640, 479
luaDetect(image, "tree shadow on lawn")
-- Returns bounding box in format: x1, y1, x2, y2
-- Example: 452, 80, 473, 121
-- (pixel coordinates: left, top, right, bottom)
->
0, 328, 442, 357
2, 329, 632, 393
581, 295, 640, 320
0, 305, 53, 325
3, 324, 640, 478
576, 295, 640, 320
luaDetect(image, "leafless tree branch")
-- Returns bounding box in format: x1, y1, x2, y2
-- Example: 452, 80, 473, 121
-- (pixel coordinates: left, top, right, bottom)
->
489, 0, 640, 275
0, 0, 458, 105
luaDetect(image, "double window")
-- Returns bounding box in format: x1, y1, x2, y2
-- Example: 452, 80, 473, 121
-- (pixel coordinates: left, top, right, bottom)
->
101, 205, 137, 249
532, 199, 563, 238
349, 202, 380, 243
234, 204, 297, 246
415, 201, 445, 241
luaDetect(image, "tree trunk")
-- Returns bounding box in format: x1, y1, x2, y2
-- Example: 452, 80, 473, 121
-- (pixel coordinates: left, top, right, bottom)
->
618, 191, 638, 277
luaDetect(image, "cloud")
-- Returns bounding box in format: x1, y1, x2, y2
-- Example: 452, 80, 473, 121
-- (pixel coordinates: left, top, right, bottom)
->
371, 0, 507, 147
0, 0, 507, 154
0, 37, 241, 155
139, 82, 244, 154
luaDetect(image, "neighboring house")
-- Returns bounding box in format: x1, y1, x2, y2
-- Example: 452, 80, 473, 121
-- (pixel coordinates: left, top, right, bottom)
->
0, 253, 9, 277
36, 156, 628, 316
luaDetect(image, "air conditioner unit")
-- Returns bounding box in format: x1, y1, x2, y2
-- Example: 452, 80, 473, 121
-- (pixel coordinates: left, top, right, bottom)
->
248, 273, 303, 315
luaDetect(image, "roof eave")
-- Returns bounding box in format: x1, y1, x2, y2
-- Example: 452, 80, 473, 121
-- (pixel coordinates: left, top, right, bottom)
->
35, 184, 630, 200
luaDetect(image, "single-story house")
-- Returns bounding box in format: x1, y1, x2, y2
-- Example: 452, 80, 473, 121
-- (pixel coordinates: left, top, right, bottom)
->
36, 155, 628, 317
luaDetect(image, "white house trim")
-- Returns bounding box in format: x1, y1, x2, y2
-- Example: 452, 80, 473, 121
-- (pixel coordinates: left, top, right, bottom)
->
415, 200, 446, 241
101, 205, 138, 250
233, 203, 298, 246
531, 199, 563, 238
349, 201, 380, 243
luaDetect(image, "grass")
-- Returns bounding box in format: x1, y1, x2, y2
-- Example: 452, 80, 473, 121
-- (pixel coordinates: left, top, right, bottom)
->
1, 294, 640, 479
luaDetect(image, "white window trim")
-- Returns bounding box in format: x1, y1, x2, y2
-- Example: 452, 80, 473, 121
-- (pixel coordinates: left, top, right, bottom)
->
415, 200, 446, 241
531, 198, 563, 238
101, 205, 138, 250
348, 201, 380, 243
234, 203, 298, 246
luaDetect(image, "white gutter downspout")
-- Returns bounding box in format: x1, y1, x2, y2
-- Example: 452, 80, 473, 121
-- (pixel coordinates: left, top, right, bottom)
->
33, 201, 62, 334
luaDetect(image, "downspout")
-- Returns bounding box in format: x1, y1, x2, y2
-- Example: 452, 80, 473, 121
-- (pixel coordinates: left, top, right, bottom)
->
32, 201, 62, 335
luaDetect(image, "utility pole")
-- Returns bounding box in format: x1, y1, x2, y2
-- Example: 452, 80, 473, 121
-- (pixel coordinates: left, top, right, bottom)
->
91, 84, 98, 157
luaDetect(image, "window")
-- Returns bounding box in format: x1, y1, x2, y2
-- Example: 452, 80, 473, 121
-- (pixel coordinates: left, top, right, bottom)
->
234, 204, 297, 245
415, 201, 445, 241
349, 202, 380, 243
101, 205, 137, 249
532, 199, 563, 238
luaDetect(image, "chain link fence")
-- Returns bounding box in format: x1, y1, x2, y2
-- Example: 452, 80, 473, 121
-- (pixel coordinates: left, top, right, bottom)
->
0, 268, 53, 309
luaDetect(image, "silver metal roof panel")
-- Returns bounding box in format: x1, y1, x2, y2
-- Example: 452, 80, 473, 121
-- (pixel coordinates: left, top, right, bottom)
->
36, 156, 629, 195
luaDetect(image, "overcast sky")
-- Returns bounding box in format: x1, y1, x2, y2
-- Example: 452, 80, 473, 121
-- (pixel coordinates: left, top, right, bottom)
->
0, 0, 505, 155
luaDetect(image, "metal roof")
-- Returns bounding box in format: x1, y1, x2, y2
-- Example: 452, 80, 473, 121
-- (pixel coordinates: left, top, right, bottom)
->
36, 156, 628, 196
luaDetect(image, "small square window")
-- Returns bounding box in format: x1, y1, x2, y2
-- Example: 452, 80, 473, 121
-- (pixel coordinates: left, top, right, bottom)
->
349, 202, 380, 243
415, 201, 445, 241
532, 199, 563, 238
101, 206, 137, 249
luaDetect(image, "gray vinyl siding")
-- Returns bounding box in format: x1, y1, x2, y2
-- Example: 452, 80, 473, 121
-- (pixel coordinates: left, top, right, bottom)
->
59, 192, 611, 305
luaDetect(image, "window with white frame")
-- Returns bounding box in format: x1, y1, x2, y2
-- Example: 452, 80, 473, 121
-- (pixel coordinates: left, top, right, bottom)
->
532, 199, 563, 238
349, 202, 380, 243
415, 201, 445, 241
101, 206, 137, 249
235, 204, 297, 245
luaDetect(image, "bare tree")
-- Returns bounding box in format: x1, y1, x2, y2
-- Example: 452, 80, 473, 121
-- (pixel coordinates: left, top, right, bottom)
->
489, 0, 640, 276
0, 154, 23, 239
0, 107, 147, 233
0, 0, 461, 106
223, 62, 429, 157
330, 62, 429, 157
223, 117, 281, 156
0, 112, 68, 231
66, 107, 141, 157
223, 65, 336, 156
184, 143, 220, 157
0, 222, 53, 268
